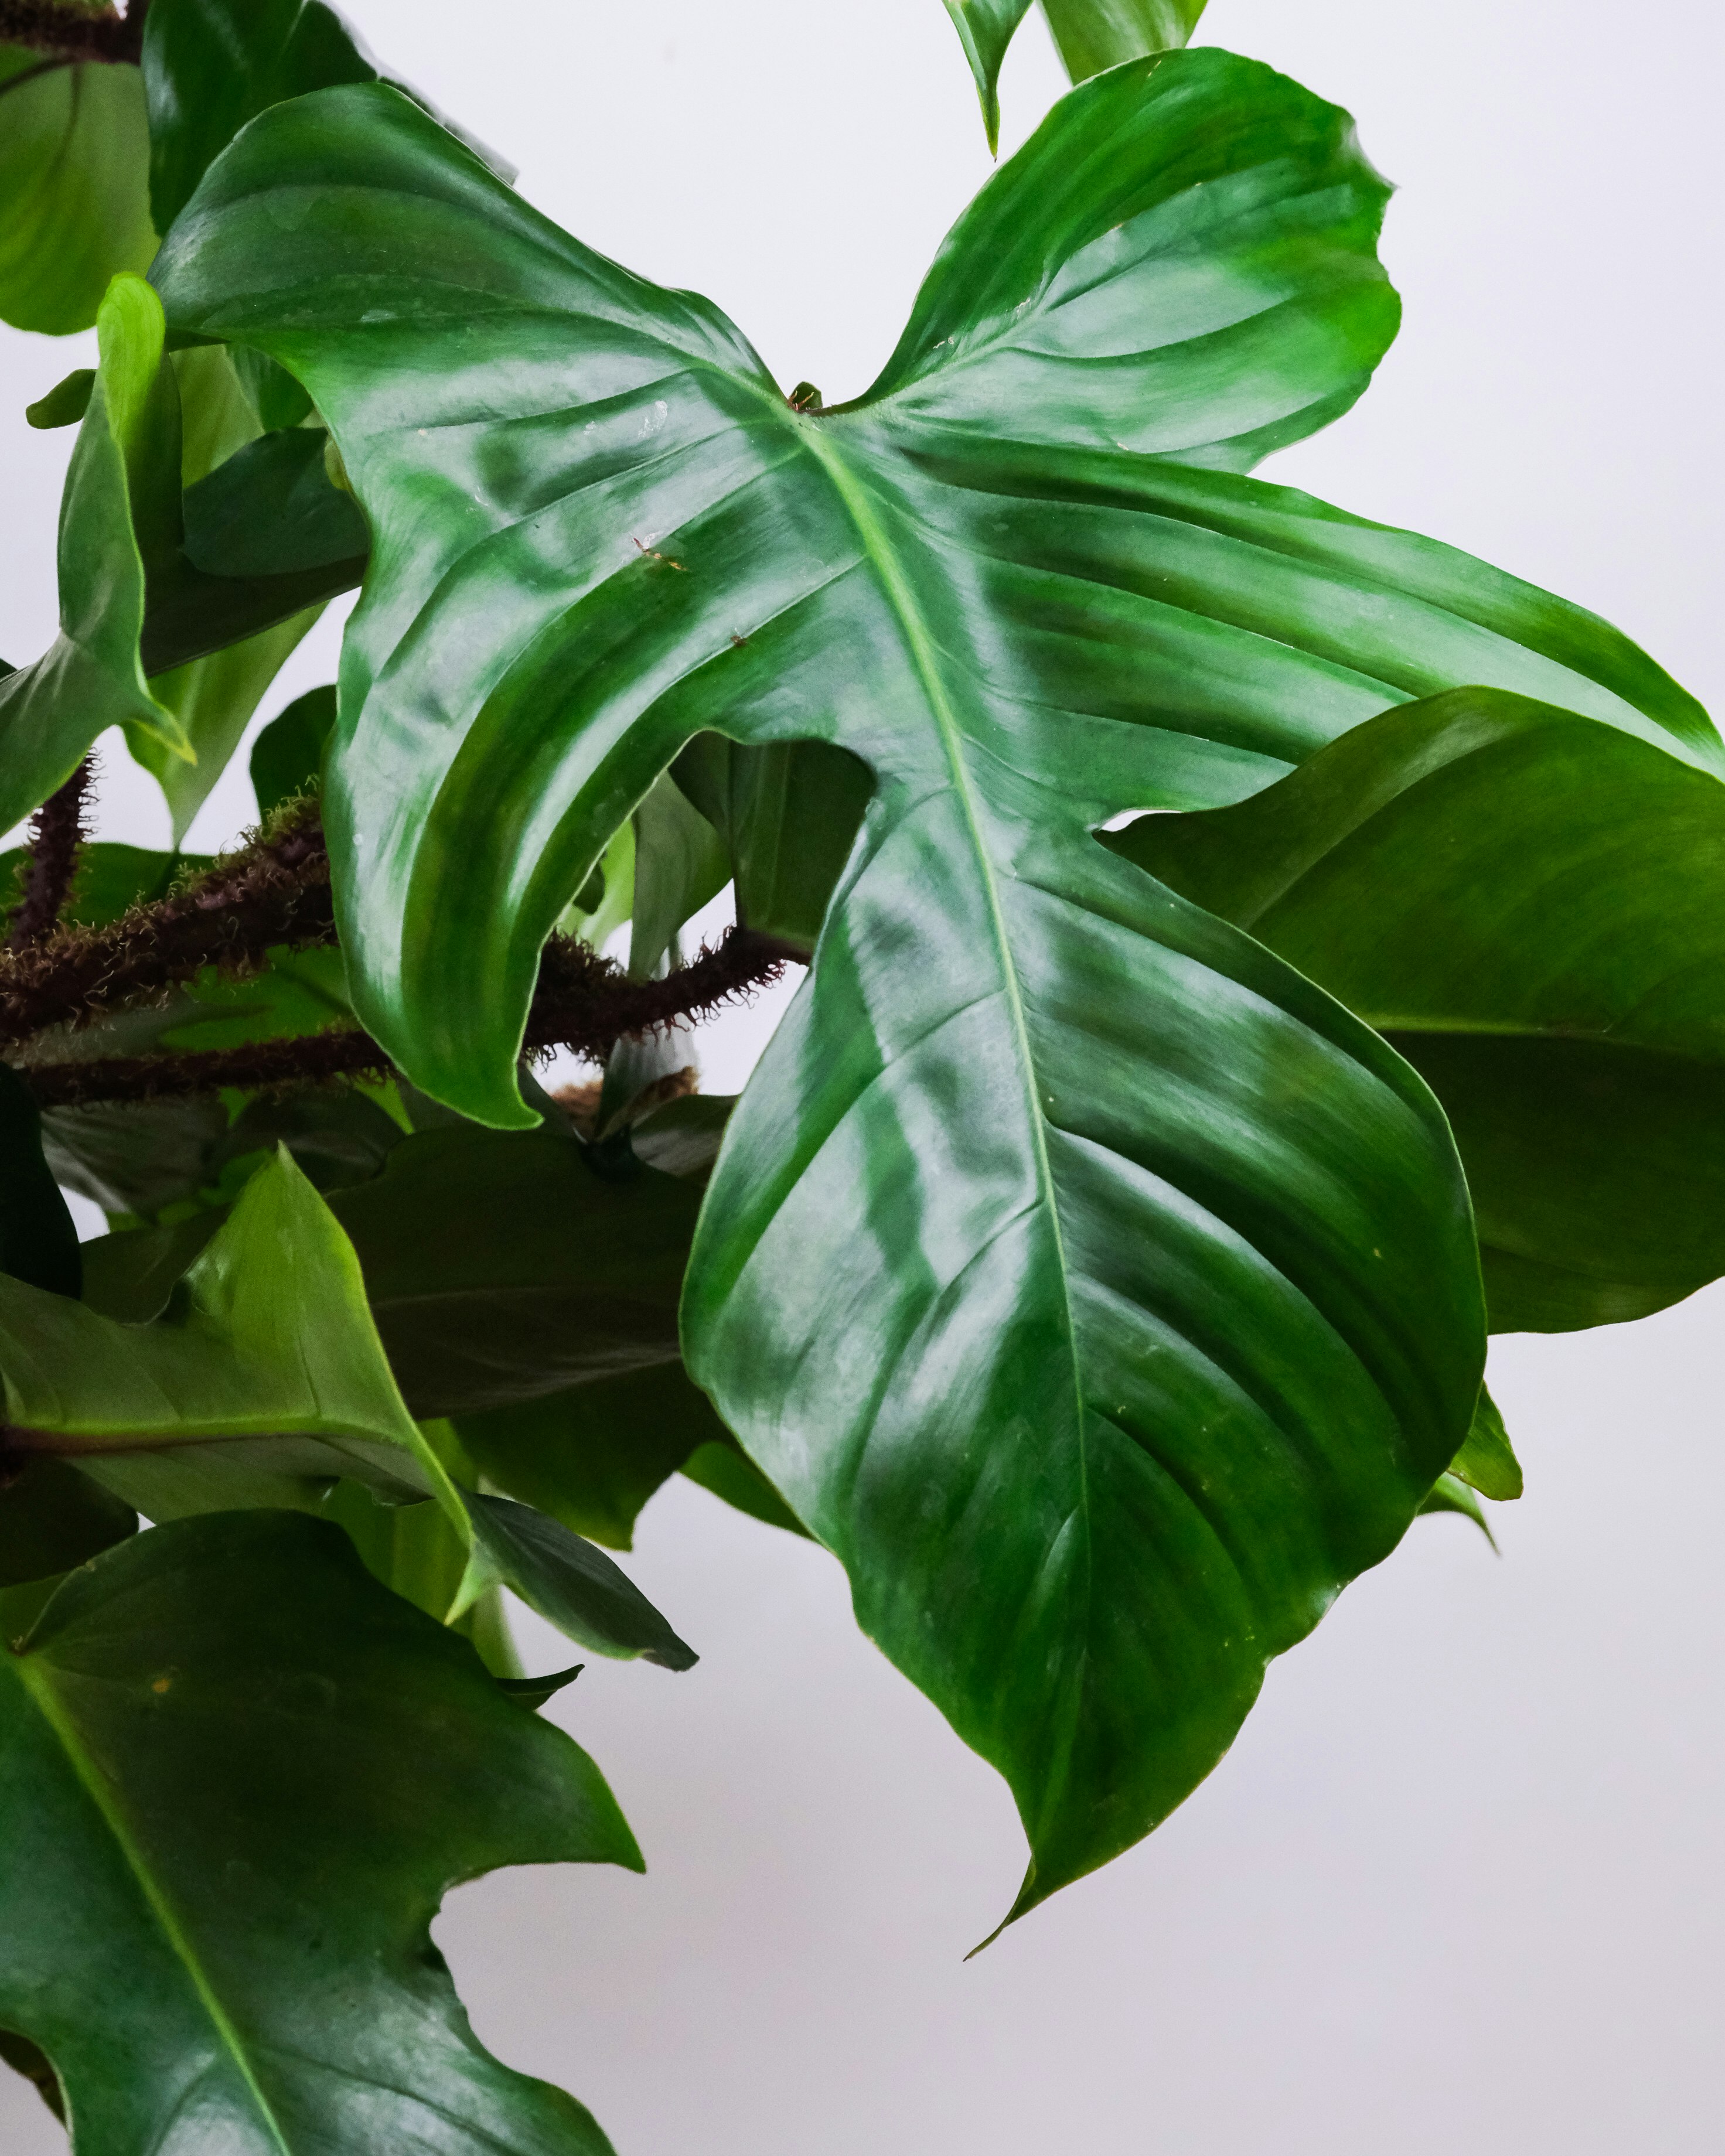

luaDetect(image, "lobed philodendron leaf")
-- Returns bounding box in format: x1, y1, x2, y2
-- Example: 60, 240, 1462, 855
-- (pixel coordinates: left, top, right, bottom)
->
1113, 688, 1725, 1331
0, 274, 191, 835
0, 1509, 636, 2153
0, 50, 156, 335
148, 52, 1717, 1916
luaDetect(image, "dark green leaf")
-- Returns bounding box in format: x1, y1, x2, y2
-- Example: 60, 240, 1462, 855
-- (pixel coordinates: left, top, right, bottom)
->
673, 735, 872, 952
320, 1475, 517, 1672
183, 426, 371, 578
458, 1362, 732, 1551
458, 1492, 699, 1670
0, 1063, 81, 1299
1451, 1383, 1521, 1502
143, 0, 514, 234
0, 2027, 63, 2121
497, 1664, 584, 1712
680, 1439, 810, 1538
0, 1459, 136, 1589
231, 343, 315, 431
0, 54, 155, 335
329, 1125, 701, 1418
24, 366, 94, 429
252, 682, 338, 814
149, 52, 1717, 1915
0, 1508, 635, 2151
1112, 687, 1725, 1332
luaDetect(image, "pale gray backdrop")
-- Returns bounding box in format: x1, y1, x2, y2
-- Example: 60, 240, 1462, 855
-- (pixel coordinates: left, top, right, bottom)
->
2, 1, 1721, 2149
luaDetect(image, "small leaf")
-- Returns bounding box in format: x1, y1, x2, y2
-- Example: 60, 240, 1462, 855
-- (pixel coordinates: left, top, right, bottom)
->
252, 682, 338, 814
940, 0, 1036, 152
0, 56, 155, 335
0, 1509, 636, 2151
456, 1492, 700, 1671
0, 272, 190, 837
24, 367, 94, 429
1417, 1471, 1496, 1547
497, 1664, 585, 1712
1450, 1384, 1521, 1502
628, 770, 729, 980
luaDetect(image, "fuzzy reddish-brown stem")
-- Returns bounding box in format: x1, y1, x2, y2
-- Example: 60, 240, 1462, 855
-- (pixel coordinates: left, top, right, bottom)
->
21, 926, 800, 1108
8, 759, 93, 952
0, 808, 337, 1048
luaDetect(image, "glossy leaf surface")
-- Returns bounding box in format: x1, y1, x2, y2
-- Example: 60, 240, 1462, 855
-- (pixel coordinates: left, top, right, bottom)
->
143, 53, 1720, 1911
0, 1509, 636, 2153
0, 54, 155, 335
1114, 688, 1725, 1330
150, 63, 1717, 1128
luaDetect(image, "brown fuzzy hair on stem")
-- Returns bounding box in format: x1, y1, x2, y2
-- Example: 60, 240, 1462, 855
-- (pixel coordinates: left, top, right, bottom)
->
21, 926, 800, 1108
9, 759, 93, 952
0, 802, 336, 1049
0, 0, 143, 62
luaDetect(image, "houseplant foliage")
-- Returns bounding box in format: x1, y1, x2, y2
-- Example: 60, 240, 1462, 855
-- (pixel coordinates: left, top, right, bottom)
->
0, 0, 1717, 2143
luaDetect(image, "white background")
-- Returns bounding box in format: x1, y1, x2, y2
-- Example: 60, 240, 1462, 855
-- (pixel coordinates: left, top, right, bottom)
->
2, 1, 1723, 2150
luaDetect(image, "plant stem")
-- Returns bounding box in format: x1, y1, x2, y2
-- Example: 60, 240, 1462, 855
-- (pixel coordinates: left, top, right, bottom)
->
8, 759, 93, 952
22, 927, 800, 1107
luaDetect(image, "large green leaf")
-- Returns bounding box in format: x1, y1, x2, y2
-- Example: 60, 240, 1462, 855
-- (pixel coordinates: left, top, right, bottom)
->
149, 62, 1716, 1131
1113, 688, 1725, 1331
0, 53, 155, 335
0, 273, 190, 835
0, 1508, 636, 2152
148, 53, 1720, 1914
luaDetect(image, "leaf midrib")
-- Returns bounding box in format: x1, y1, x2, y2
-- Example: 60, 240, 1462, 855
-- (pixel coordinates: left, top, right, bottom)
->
788, 405, 1097, 1666
11, 1652, 295, 2155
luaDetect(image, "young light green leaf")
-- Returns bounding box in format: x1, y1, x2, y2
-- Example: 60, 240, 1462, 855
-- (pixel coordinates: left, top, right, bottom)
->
0, 1509, 636, 2153
0, 1145, 429, 1497
1417, 1471, 1496, 1547
628, 771, 729, 980
1451, 1384, 1521, 1502
0, 54, 155, 335
1112, 687, 1725, 1332
0, 272, 190, 835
